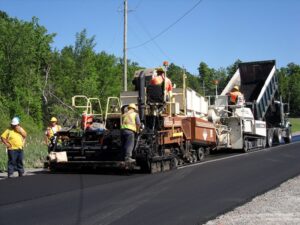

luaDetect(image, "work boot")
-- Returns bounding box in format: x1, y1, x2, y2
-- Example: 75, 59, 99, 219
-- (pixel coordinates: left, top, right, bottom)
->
125, 157, 136, 163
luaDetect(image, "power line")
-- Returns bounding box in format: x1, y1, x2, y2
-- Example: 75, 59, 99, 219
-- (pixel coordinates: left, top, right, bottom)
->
108, 10, 123, 50
128, 0, 204, 50
127, 22, 162, 64
132, 12, 174, 63
133, 0, 143, 9
128, 50, 151, 68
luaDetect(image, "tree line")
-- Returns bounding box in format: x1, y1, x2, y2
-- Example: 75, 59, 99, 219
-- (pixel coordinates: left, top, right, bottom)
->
0, 11, 299, 134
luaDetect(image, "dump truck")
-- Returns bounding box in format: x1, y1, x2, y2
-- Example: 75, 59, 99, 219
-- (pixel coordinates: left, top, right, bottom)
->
221, 60, 291, 147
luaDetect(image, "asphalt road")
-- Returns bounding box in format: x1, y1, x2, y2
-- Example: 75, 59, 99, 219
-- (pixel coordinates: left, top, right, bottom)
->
1, 142, 300, 225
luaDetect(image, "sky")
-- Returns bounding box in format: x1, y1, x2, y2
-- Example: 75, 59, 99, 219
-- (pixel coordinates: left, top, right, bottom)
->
1, 0, 299, 74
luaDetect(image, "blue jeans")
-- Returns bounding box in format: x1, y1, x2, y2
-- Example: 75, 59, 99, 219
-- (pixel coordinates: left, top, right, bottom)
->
121, 129, 135, 159
7, 150, 24, 177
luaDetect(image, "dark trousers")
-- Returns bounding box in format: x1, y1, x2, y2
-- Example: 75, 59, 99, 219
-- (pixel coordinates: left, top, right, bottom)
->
121, 129, 135, 159
7, 150, 24, 177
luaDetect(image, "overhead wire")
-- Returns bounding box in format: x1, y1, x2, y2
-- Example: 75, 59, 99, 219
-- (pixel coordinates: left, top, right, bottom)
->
108, 8, 123, 50
116, 0, 152, 65
116, 0, 124, 12
128, 0, 204, 50
127, 23, 159, 66
128, 50, 151, 68
132, 12, 174, 63
133, 0, 143, 10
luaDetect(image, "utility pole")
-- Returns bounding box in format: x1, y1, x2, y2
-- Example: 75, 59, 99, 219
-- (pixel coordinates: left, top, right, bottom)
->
182, 67, 187, 115
123, 0, 128, 91
202, 79, 205, 96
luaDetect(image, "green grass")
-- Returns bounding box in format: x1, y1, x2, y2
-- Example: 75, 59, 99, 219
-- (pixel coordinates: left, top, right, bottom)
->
290, 118, 300, 133
0, 134, 47, 172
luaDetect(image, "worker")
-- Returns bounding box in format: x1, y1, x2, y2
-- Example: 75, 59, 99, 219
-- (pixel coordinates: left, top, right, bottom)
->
229, 85, 245, 106
85, 118, 106, 134
121, 103, 141, 162
150, 67, 173, 93
81, 111, 93, 130
44, 117, 61, 150
1, 117, 27, 178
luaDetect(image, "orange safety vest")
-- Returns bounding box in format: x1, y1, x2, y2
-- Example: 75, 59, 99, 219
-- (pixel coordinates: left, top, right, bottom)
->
81, 113, 94, 130
230, 91, 243, 104
121, 110, 138, 132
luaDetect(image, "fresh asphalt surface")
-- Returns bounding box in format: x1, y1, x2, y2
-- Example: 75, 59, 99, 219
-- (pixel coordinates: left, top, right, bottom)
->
1, 138, 300, 225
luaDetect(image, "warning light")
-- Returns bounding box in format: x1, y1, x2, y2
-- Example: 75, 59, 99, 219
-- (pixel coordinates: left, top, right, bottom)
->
212, 80, 219, 85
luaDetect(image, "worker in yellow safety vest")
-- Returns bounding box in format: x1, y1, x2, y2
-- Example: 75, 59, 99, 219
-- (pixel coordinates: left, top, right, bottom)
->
44, 117, 62, 151
1, 117, 27, 178
121, 103, 141, 162
229, 85, 245, 106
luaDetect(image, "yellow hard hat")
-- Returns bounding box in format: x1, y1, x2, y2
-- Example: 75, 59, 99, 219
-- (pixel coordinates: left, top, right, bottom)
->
128, 103, 137, 111
50, 117, 58, 122
233, 85, 239, 91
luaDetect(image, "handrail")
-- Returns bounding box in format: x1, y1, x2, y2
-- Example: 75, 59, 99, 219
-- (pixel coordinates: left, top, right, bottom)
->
71, 95, 104, 130
72, 95, 90, 111
104, 97, 121, 128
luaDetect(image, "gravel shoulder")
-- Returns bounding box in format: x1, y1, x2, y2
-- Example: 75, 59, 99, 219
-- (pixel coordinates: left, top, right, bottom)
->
292, 131, 300, 136
204, 133, 300, 225
204, 174, 300, 225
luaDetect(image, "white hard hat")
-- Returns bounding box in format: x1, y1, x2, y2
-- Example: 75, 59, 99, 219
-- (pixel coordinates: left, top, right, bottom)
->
11, 117, 20, 125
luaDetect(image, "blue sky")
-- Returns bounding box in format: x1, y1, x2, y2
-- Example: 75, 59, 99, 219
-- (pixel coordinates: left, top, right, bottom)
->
1, 0, 299, 74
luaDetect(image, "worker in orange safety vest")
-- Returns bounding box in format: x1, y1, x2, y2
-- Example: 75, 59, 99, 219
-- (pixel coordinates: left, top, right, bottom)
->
150, 67, 173, 92
229, 85, 245, 106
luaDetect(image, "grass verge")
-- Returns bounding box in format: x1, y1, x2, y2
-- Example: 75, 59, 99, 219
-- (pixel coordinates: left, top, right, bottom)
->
0, 134, 47, 172
290, 118, 300, 133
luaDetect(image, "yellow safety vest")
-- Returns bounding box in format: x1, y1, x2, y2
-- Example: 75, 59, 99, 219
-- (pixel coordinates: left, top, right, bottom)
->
121, 110, 137, 132
46, 125, 62, 139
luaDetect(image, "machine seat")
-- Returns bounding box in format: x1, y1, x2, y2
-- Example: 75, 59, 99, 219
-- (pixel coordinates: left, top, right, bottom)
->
146, 84, 164, 104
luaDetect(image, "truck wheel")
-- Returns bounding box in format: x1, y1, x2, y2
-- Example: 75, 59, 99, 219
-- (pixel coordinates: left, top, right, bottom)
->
267, 129, 273, 148
274, 129, 282, 144
243, 139, 249, 153
284, 128, 292, 143
196, 147, 205, 161
261, 138, 266, 149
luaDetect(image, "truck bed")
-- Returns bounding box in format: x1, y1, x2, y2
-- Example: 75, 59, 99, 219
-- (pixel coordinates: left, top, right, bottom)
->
221, 60, 279, 121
